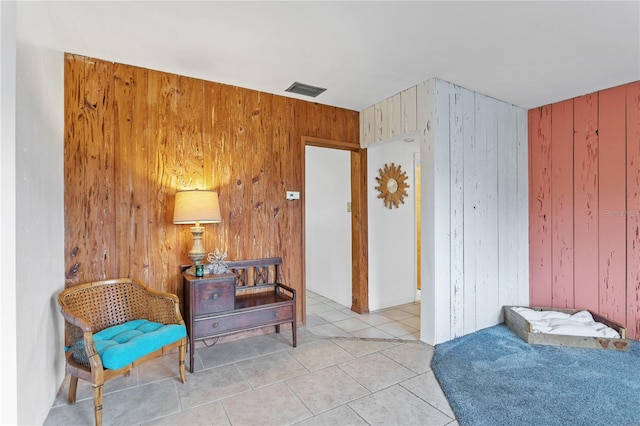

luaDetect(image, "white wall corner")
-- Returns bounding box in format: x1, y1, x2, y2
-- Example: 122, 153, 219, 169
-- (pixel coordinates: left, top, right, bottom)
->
14, 38, 65, 425
419, 78, 437, 345
360, 75, 529, 346
420, 78, 529, 345
0, 1, 19, 424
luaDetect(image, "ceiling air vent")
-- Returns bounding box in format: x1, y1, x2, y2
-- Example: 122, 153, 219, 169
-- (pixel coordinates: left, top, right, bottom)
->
285, 82, 327, 98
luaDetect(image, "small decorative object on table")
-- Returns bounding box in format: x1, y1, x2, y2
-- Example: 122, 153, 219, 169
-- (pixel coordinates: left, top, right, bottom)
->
195, 264, 204, 277
207, 248, 229, 274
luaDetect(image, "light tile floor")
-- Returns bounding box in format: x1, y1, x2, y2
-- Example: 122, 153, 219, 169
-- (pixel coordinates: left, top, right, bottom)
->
305, 290, 421, 340
44, 291, 457, 426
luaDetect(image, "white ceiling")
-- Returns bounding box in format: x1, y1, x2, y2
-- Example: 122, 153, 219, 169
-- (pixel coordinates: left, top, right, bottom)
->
17, 1, 640, 111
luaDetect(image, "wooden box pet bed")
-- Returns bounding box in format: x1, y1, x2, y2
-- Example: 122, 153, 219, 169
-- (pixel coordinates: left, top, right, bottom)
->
503, 306, 630, 351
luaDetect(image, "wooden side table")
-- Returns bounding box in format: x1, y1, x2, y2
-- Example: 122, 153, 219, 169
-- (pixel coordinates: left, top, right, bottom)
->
182, 272, 236, 373
181, 259, 297, 373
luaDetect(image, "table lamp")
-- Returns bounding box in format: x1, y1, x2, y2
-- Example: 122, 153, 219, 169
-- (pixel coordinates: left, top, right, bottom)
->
173, 189, 222, 275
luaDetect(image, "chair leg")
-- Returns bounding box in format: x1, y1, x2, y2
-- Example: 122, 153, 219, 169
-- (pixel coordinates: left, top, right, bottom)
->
178, 342, 186, 383
93, 384, 103, 426
68, 375, 78, 404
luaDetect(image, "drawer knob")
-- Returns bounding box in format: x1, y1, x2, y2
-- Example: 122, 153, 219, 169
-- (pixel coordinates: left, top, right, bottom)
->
274, 312, 279, 318
211, 293, 219, 300
212, 323, 219, 328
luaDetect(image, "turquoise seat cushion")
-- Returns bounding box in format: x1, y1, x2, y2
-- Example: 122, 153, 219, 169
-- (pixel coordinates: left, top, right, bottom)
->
67, 319, 186, 370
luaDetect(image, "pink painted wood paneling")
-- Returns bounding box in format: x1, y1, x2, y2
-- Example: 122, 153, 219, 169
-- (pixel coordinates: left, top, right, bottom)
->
530, 82, 640, 340
598, 85, 628, 324
573, 93, 600, 310
529, 106, 553, 306
626, 81, 640, 339
551, 100, 574, 308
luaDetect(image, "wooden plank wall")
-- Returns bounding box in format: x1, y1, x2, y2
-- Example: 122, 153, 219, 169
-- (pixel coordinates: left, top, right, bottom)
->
528, 81, 640, 340
422, 79, 529, 344
360, 86, 418, 147
626, 83, 640, 342
550, 100, 574, 307
420, 79, 438, 344
529, 105, 552, 305
63, 54, 360, 322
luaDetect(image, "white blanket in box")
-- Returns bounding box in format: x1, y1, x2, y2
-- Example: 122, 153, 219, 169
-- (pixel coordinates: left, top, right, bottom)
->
511, 307, 620, 339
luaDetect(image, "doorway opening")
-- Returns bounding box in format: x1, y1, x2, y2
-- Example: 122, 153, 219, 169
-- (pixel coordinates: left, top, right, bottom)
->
300, 136, 369, 327
305, 146, 352, 307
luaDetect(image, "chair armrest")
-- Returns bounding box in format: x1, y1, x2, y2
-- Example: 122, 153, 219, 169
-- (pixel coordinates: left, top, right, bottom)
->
82, 330, 104, 370
58, 300, 93, 332
62, 319, 103, 371
140, 287, 185, 325
58, 293, 103, 369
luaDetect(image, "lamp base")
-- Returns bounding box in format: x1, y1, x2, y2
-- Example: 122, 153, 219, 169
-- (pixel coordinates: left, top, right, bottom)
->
188, 225, 207, 264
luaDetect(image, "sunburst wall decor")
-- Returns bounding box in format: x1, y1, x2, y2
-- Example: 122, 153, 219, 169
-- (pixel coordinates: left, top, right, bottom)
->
375, 163, 409, 209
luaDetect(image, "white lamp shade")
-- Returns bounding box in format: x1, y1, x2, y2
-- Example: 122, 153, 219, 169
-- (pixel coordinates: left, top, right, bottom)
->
173, 190, 222, 224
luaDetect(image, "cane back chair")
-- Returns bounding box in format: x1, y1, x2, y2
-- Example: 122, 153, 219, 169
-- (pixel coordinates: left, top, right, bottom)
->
57, 278, 187, 426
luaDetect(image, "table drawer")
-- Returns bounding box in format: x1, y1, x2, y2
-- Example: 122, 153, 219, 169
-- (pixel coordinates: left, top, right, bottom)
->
194, 279, 235, 315
194, 304, 293, 338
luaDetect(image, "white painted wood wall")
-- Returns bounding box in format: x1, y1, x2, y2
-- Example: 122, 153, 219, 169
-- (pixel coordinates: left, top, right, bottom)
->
361, 78, 529, 346
367, 138, 420, 312
361, 86, 418, 147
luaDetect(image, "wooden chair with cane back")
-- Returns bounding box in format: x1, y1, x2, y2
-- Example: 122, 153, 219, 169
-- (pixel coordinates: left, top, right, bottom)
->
57, 278, 187, 426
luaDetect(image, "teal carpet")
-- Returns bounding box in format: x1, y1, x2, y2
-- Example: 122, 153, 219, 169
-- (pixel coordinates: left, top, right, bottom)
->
431, 324, 640, 426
